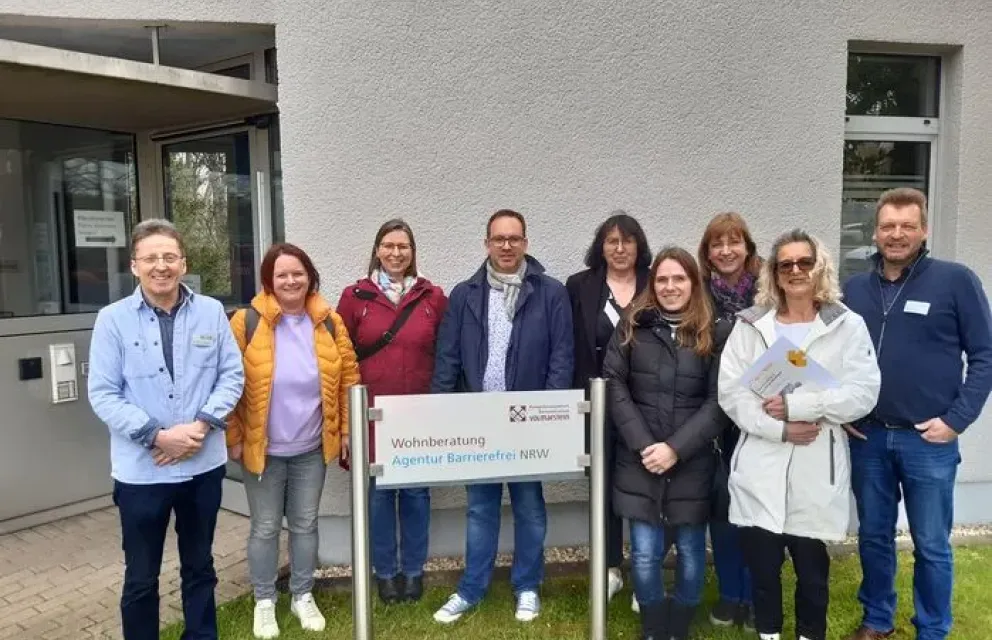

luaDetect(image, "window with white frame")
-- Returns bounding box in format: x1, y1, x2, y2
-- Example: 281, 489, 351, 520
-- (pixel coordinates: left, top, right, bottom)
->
840, 52, 941, 282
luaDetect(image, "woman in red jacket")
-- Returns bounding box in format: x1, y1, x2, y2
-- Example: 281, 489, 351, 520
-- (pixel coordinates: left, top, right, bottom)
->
336, 219, 447, 604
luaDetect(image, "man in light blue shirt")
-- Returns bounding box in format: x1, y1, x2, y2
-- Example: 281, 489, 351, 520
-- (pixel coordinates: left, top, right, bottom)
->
88, 219, 244, 640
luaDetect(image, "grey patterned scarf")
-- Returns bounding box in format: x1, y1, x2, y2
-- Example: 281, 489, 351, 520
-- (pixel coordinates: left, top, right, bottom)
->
486, 259, 527, 321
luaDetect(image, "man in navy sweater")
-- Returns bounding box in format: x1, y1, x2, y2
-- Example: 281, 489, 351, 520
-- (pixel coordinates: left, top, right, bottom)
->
841, 188, 992, 640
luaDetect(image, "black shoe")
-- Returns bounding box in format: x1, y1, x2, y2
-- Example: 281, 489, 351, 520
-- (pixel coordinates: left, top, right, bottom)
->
708, 599, 737, 627
377, 576, 402, 604
668, 602, 696, 640
734, 603, 755, 631
638, 599, 670, 640
403, 575, 424, 602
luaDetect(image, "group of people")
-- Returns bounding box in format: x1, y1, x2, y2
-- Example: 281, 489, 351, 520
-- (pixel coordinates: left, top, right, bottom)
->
87, 186, 992, 640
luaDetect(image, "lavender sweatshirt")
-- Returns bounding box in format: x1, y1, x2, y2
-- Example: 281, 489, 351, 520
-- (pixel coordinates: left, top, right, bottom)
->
267, 312, 323, 456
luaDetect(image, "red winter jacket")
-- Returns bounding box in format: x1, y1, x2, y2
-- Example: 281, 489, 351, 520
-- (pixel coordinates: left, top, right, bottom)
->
335, 277, 447, 462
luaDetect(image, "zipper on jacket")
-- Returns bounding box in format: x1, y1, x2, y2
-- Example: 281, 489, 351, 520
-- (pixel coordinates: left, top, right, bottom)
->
829, 429, 836, 485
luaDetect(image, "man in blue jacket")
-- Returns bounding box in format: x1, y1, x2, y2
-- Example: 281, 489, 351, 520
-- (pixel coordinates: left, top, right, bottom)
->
431, 209, 574, 625
842, 188, 992, 640
88, 219, 245, 640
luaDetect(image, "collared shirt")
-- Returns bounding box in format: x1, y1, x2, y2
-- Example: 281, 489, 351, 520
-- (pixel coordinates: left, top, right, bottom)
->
142, 288, 188, 380
87, 285, 245, 484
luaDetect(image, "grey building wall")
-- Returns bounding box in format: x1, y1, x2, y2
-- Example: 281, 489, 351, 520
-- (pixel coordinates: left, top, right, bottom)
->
2, 0, 991, 562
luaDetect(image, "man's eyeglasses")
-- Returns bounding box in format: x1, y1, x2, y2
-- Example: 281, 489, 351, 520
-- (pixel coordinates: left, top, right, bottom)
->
134, 253, 184, 266
776, 257, 815, 274
488, 235, 526, 248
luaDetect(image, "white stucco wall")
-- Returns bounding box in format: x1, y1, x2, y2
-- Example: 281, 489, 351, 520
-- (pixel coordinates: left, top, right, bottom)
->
267, 0, 992, 524
2, 0, 991, 556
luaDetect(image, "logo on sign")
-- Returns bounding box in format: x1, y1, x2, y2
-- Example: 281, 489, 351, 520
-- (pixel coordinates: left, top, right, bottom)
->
509, 405, 527, 423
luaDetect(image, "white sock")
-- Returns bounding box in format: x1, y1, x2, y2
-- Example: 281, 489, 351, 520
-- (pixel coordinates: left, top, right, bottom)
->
759, 634, 781, 640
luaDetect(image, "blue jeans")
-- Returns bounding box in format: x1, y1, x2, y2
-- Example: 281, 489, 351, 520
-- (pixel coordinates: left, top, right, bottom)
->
113, 464, 225, 640
630, 521, 707, 607
371, 481, 431, 579
243, 449, 326, 600
457, 481, 547, 604
711, 520, 752, 605
850, 425, 960, 640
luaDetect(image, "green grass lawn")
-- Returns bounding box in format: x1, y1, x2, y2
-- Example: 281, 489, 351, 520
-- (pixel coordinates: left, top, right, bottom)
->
163, 546, 992, 639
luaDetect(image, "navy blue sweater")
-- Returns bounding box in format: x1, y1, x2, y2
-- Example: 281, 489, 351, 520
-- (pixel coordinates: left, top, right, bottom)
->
843, 253, 992, 433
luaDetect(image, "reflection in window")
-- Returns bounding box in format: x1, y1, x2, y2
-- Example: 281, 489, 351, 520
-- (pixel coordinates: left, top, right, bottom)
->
840, 140, 930, 282
846, 53, 940, 117
163, 133, 254, 305
0, 119, 137, 318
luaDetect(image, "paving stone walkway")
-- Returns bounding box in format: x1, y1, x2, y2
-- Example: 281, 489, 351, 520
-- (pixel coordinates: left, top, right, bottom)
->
0, 507, 283, 639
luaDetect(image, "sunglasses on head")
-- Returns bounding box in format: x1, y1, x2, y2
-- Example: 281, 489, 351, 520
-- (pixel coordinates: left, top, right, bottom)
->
776, 257, 816, 274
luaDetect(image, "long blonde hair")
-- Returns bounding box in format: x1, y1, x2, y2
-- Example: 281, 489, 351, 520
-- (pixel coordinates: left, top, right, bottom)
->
754, 229, 842, 309
621, 246, 715, 357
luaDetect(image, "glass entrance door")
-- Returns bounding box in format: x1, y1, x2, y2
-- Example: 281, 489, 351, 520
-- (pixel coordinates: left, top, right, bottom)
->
161, 130, 257, 305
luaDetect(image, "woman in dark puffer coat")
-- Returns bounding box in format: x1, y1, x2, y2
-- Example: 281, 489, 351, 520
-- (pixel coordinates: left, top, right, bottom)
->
603, 246, 732, 640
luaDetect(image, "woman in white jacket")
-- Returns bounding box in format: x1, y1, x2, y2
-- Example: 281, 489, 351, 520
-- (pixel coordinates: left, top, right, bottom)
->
718, 229, 880, 640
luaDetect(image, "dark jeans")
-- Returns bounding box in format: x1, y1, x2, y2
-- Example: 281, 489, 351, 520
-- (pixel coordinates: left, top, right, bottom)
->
710, 520, 752, 605
740, 526, 830, 640
371, 480, 431, 579
113, 464, 225, 640
850, 425, 960, 640
630, 522, 707, 607
457, 481, 547, 604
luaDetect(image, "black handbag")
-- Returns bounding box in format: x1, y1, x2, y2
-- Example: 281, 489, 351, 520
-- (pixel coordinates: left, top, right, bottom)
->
709, 438, 731, 522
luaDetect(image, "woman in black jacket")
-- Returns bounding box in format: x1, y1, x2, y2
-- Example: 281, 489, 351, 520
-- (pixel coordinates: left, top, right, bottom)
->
565, 211, 651, 606
696, 212, 762, 629
603, 246, 731, 640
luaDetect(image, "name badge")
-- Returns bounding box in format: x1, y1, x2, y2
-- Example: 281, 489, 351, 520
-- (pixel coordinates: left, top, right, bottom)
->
904, 300, 931, 316
192, 334, 215, 348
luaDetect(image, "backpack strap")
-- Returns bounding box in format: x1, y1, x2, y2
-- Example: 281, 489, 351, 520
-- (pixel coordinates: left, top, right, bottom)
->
241, 306, 335, 346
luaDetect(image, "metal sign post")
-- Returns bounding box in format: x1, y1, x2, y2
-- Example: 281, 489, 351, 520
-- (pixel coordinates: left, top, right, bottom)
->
349, 385, 373, 640
587, 377, 607, 640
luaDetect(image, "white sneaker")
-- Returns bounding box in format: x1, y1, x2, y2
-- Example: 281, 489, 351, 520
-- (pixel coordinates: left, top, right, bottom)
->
434, 593, 473, 624
291, 593, 326, 632
515, 590, 540, 622
759, 634, 781, 640
253, 599, 279, 639
607, 568, 623, 601
631, 593, 640, 613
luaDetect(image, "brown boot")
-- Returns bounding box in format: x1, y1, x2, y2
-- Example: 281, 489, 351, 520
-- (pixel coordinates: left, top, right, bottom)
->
844, 626, 895, 640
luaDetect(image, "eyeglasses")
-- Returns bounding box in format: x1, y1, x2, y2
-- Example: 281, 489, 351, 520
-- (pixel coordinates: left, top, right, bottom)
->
488, 235, 526, 248
379, 242, 412, 253
776, 257, 816, 274
605, 237, 636, 249
134, 253, 184, 266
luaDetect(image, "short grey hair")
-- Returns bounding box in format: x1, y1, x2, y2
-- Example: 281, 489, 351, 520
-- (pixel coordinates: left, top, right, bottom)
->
754, 228, 842, 309
130, 219, 185, 256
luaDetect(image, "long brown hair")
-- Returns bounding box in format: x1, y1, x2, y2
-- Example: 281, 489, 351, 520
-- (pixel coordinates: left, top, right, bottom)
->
621, 246, 715, 356
697, 212, 761, 280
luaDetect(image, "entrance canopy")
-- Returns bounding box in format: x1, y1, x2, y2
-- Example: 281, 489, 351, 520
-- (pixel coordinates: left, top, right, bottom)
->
0, 38, 277, 132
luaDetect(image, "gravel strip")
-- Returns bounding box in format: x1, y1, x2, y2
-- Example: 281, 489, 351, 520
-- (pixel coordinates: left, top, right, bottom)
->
313, 524, 992, 579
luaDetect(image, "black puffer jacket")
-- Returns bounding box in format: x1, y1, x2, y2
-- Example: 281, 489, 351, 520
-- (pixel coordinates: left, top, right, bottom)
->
602, 309, 732, 526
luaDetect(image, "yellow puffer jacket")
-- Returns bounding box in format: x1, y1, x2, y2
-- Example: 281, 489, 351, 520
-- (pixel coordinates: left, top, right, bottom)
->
226, 290, 361, 475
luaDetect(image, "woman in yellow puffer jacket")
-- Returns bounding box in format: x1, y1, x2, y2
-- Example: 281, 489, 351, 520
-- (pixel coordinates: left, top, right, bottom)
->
227, 243, 360, 639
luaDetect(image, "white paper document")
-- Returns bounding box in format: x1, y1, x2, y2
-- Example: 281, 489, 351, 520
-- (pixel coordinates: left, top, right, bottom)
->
739, 336, 838, 399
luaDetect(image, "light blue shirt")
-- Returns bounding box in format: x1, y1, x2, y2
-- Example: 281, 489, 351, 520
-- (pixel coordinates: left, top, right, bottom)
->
483, 288, 513, 392
88, 286, 245, 484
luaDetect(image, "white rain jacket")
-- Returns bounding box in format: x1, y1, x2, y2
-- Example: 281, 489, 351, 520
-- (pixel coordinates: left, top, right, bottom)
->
718, 302, 881, 541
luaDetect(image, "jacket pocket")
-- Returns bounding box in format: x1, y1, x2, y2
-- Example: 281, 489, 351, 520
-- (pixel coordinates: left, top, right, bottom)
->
732, 432, 749, 471
829, 429, 836, 486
